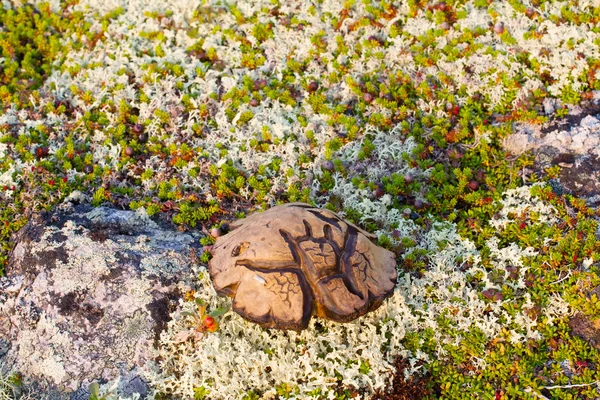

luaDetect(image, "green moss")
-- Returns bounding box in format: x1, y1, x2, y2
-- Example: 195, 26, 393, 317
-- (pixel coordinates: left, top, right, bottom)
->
0, 1, 92, 110
173, 201, 221, 228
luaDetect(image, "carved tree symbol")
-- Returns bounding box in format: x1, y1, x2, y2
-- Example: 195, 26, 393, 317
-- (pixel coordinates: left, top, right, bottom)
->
235, 213, 370, 325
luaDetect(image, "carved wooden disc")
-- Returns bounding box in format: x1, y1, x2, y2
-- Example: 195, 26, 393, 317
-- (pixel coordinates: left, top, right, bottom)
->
208, 203, 397, 330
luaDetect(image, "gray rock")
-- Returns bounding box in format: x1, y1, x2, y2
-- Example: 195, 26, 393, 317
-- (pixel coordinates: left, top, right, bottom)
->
568, 312, 600, 350
543, 97, 557, 115
502, 98, 600, 205
0, 203, 204, 398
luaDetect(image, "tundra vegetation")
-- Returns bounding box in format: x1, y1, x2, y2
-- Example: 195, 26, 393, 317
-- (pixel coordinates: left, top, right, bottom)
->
1, 0, 600, 398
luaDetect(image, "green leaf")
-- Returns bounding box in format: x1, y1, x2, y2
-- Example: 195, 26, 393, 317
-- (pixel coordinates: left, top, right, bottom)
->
209, 306, 229, 317
194, 298, 205, 306
180, 311, 196, 317
88, 382, 100, 397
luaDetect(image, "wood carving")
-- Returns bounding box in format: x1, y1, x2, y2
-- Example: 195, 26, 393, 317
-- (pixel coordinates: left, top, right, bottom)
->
208, 203, 397, 330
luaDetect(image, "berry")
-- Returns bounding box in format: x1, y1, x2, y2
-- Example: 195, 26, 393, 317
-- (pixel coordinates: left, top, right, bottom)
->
363, 92, 374, 103
440, 21, 450, 30
250, 98, 259, 107
525, 7, 535, 18
210, 227, 221, 238
138, 133, 148, 143
374, 187, 385, 198
321, 160, 334, 171
35, 146, 49, 159
132, 124, 144, 134
494, 21, 505, 34
468, 180, 479, 191
437, 2, 447, 11
519, 222, 527, 230
382, 93, 394, 101
204, 316, 218, 332
307, 81, 319, 92
83, 165, 94, 174
125, 147, 134, 157
404, 174, 414, 184
476, 170, 485, 182
414, 199, 424, 210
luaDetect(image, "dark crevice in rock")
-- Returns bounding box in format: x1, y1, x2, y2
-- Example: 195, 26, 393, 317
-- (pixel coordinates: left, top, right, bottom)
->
57, 291, 80, 315
89, 229, 110, 242
82, 303, 105, 326
147, 291, 179, 346
540, 102, 600, 134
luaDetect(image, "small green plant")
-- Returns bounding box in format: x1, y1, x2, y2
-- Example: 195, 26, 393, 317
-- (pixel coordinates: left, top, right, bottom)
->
172, 201, 221, 228
0, 2, 91, 109
173, 298, 229, 343
88, 382, 112, 400
193, 386, 210, 400
242, 390, 261, 400
275, 382, 299, 399
0, 372, 22, 400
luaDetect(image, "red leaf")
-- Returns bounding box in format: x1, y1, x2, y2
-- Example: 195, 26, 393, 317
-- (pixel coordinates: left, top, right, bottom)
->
482, 288, 503, 301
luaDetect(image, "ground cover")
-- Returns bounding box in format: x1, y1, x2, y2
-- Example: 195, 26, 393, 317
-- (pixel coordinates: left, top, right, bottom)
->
2, 0, 600, 398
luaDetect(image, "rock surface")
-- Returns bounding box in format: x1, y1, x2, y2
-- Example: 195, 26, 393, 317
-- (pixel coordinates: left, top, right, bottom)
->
502, 94, 600, 205
209, 203, 397, 330
0, 202, 202, 398
568, 312, 600, 351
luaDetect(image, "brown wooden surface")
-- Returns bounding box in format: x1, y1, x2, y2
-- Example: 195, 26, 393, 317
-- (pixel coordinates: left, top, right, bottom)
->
209, 203, 397, 330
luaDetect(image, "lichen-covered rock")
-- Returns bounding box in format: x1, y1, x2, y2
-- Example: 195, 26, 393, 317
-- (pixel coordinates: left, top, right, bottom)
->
0, 203, 202, 399
502, 97, 600, 205
208, 203, 397, 330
